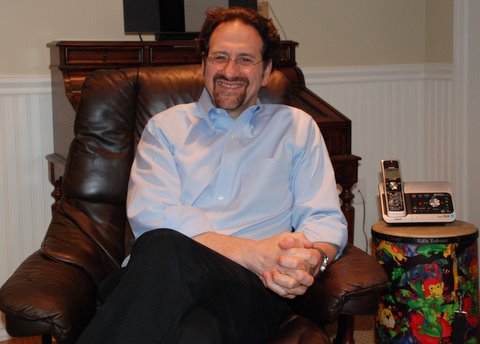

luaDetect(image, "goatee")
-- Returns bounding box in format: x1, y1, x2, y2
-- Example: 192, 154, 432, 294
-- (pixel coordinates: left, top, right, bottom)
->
212, 74, 249, 111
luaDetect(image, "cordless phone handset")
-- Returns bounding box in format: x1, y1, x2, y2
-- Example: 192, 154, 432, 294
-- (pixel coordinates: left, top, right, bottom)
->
381, 159, 407, 217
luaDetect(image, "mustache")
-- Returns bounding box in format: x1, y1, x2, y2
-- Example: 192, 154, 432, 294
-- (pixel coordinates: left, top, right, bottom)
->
213, 74, 249, 85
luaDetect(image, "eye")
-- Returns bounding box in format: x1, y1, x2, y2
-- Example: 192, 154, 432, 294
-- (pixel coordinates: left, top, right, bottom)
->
237, 56, 256, 66
210, 54, 228, 64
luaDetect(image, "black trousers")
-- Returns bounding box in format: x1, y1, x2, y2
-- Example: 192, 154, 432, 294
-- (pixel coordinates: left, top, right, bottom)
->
77, 229, 291, 344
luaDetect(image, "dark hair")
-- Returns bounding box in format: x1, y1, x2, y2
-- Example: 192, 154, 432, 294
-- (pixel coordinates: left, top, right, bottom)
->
198, 7, 281, 68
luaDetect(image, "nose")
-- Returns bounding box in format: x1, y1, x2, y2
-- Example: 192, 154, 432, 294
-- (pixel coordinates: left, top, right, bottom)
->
222, 58, 240, 76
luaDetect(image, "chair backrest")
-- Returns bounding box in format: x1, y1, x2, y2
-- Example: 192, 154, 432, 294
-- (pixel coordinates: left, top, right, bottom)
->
42, 65, 299, 284
131, 65, 292, 144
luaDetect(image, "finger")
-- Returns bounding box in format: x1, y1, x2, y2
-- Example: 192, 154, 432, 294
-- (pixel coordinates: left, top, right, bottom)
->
271, 270, 310, 296
262, 270, 296, 299
277, 236, 302, 250
264, 270, 300, 299
277, 248, 321, 271
277, 254, 307, 271
283, 285, 309, 297
270, 269, 313, 291
278, 233, 314, 250
284, 268, 315, 287
270, 269, 300, 289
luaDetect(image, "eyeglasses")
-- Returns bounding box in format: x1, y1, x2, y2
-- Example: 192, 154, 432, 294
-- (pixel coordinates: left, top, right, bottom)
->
206, 53, 263, 67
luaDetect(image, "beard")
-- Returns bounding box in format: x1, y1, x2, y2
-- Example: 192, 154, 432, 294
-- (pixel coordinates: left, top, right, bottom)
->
211, 74, 249, 111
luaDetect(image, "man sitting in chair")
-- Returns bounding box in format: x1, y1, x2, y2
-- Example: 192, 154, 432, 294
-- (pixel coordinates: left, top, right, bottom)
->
78, 7, 347, 344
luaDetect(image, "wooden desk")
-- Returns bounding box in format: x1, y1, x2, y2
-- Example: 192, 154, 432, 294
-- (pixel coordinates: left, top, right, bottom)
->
47, 40, 360, 241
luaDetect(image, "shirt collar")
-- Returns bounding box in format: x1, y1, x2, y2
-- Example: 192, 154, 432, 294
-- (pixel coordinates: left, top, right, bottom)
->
197, 89, 262, 133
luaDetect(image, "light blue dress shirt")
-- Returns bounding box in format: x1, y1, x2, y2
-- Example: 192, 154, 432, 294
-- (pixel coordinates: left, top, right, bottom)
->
127, 89, 347, 254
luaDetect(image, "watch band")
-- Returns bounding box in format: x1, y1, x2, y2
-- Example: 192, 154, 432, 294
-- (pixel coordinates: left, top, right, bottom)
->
316, 247, 329, 273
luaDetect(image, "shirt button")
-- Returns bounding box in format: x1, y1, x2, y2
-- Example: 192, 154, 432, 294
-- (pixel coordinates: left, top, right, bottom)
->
218, 195, 224, 201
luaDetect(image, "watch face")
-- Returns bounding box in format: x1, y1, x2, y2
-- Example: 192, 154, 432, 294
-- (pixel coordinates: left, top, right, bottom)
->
314, 247, 329, 274
318, 251, 329, 272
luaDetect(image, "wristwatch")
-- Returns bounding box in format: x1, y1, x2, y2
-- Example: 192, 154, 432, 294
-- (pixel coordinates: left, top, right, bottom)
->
317, 247, 329, 273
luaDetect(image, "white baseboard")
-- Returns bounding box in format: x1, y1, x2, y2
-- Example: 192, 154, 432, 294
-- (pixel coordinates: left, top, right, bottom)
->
0, 313, 11, 341
0, 330, 10, 342
302, 63, 452, 85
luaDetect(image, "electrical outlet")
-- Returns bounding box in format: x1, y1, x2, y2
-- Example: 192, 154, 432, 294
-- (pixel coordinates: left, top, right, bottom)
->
353, 178, 367, 204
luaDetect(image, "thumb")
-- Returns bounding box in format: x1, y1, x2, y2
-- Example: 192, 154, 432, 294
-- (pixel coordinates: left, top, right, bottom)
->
278, 234, 314, 250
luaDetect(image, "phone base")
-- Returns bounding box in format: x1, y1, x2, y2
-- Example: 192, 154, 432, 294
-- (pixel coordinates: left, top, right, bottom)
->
381, 212, 456, 224
379, 182, 456, 224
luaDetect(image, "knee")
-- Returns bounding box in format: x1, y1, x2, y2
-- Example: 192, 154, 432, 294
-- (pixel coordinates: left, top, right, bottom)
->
131, 228, 192, 261
128, 229, 210, 282
177, 307, 221, 344
137, 228, 187, 244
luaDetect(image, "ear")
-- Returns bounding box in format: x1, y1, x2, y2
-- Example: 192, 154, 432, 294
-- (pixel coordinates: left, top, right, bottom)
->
201, 58, 206, 77
261, 59, 273, 87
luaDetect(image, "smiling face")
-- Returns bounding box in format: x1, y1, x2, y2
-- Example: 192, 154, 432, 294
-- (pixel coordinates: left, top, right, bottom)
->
202, 20, 273, 119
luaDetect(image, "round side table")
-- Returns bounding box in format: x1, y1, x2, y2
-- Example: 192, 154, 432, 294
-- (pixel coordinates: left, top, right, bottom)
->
372, 220, 479, 343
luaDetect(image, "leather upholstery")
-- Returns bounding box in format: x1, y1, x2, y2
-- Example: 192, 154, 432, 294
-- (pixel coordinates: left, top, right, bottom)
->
0, 65, 388, 343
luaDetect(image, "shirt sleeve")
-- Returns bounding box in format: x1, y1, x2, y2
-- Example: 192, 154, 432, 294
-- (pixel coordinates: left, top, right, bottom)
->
291, 117, 348, 258
126, 119, 215, 239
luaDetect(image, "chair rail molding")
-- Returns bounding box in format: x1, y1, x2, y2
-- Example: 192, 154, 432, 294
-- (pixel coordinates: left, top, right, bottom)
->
302, 63, 452, 84
0, 75, 51, 95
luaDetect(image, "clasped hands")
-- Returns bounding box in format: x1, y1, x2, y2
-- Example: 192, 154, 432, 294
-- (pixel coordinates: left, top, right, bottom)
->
253, 232, 323, 299
194, 230, 330, 299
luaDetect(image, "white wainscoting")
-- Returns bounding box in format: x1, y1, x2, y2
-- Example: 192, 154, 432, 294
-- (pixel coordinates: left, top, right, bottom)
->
0, 65, 456, 339
0, 76, 53, 341
303, 64, 457, 252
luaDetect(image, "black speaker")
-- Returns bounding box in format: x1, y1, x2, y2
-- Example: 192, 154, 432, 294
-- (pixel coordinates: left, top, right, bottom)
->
123, 0, 258, 37
123, 0, 161, 33
158, 0, 185, 33
229, 0, 257, 9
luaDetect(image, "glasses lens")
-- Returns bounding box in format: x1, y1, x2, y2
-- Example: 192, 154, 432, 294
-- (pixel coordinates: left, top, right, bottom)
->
208, 54, 260, 67
236, 56, 256, 66
210, 54, 228, 65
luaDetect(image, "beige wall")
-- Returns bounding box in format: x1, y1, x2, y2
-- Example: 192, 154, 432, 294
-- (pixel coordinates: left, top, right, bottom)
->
426, 0, 453, 63
270, 0, 425, 66
268, 0, 452, 66
1, 0, 452, 75
1, 0, 135, 75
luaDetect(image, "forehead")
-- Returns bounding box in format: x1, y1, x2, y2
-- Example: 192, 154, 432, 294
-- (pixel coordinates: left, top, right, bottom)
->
209, 20, 264, 55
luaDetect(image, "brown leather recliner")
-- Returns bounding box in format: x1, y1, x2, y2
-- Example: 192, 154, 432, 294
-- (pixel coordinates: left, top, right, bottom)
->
0, 65, 387, 344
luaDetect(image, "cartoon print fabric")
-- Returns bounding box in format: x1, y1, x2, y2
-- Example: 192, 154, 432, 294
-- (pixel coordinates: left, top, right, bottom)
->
374, 234, 478, 343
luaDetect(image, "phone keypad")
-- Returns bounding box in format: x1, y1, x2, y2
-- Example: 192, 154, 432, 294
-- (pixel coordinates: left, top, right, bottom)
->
407, 193, 454, 214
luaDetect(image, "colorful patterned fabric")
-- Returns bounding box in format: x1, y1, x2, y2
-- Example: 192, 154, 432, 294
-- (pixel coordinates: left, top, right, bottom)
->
373, 232, 478, 343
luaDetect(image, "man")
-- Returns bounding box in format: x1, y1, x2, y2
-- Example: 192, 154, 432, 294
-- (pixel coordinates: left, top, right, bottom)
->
77, 7, 347, 344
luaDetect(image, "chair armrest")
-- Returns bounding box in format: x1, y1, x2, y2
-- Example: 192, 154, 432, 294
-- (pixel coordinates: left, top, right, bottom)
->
289, 244, 388, 324
0, 250, 97, 344
42, 199, 125, 285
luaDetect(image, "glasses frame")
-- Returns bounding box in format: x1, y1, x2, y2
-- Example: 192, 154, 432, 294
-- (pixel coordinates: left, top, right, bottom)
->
206, 53, 263, 68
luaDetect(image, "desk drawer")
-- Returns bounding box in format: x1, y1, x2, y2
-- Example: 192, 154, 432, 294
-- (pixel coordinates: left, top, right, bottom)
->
65, 47, 144, 64
150, 47, 201, 64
